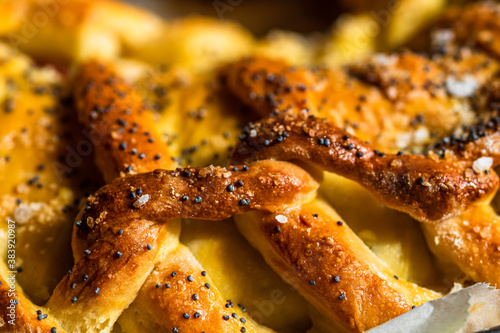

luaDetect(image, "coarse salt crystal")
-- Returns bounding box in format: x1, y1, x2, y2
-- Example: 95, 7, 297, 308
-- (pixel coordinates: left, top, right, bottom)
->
446, 76, 478, 98
275, 215, 288, 223
14, 205, 34, 224
431, 29, 455, 48
472, 157, 493, 174
133, 194, 150, 208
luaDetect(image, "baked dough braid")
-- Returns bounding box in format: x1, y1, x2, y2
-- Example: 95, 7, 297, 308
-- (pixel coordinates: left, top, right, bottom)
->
236, 196, 440, 332
52, 62, 313, 333
3, 2, 500, 333
230, 111, 500, 286
222, 52, 498, 154
58, 61, 440, 333
45, 160, 316, 333
231, 113, 498, 221
221, 1, 500, 296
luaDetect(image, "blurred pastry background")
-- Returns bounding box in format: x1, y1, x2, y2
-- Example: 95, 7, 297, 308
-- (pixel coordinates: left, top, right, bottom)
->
0, 0, 461, 69
125, 0, 451, 66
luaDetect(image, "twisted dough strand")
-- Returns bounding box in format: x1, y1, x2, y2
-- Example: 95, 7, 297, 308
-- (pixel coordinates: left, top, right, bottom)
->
236, 198, 439, 332
231, 113, 498, 222
74, 61, 178, 183
45, 161, 317, 332
225, 55, 500, 296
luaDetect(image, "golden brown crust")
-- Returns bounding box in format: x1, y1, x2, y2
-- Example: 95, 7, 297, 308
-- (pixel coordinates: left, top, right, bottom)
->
422, 203, 500, 287
0, 271, 63, 333
45, 160, 318, 332
73, 60, 177, 183
231, 113, 499, 222
237, 199, 439, 332
130, 244, 270, 332
222, 56, 401, 152
47, 59, 308, 332
349, 50, 498, 101
429, 115, 500, 165
6, 2, 500, 332
222, 55, 498, 154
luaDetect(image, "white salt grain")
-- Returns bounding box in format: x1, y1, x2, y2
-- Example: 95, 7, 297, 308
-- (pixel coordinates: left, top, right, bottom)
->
472, 157, 493, 174
133, 194, 150, 208
275, 215, 288, 223
446, 76, 478, 98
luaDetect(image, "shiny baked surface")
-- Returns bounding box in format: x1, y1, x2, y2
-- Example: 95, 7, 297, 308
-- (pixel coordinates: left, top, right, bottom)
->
0, 0, 500, 332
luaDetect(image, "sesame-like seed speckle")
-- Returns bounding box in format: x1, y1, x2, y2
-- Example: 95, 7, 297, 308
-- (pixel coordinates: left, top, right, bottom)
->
239, 199, 250, 206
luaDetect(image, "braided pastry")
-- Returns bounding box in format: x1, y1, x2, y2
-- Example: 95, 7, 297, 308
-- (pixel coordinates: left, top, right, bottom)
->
2, 1, 500, 333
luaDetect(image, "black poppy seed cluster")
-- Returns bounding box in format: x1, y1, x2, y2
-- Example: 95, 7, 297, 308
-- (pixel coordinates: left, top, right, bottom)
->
430, 115, 500, 158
